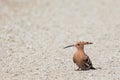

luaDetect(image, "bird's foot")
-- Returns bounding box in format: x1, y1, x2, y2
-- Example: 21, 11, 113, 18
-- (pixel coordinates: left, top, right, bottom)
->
74, 68, 80, 71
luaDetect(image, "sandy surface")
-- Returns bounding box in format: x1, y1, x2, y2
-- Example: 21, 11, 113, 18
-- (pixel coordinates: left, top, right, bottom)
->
0, 0, 120, 80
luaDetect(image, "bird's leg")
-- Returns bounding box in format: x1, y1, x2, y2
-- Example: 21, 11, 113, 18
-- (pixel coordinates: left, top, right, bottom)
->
74, 64, 80, 71
74, 67, 81, 71
74, 68, 80, 71
77, 68, 80, 71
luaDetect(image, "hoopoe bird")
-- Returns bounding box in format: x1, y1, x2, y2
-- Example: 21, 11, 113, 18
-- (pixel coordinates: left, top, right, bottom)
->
64, 41, 95, 71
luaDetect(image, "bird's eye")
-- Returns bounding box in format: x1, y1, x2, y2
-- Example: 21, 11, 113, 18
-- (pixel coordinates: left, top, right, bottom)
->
77, 44, 80, 46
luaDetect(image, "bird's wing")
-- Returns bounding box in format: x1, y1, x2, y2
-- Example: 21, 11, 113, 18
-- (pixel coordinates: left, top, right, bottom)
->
83, 56, 93, 68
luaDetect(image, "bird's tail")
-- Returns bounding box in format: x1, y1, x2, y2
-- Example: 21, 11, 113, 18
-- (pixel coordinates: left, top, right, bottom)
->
90, 67, 96, 70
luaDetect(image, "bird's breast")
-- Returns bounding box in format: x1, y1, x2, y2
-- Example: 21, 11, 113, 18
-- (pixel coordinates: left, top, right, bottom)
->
73, 51, 86, 64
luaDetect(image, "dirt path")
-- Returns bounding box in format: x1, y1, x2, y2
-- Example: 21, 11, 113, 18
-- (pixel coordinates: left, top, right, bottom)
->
0, 0, 120, 80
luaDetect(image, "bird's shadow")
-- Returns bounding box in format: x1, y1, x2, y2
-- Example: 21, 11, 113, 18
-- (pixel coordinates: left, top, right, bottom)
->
74, 67, 102, 71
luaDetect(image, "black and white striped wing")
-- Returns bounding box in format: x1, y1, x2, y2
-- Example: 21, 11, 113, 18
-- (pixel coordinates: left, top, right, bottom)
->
83, 56, 93, 69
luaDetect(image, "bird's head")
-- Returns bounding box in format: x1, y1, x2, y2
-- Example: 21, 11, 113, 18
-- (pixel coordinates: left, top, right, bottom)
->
64, 41, 93, 49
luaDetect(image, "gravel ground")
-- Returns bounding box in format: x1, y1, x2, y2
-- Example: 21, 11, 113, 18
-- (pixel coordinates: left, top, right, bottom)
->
0, 0, 120, 80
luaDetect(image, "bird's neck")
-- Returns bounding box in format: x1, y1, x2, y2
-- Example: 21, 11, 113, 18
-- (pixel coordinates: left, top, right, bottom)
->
77, 48, 86, 55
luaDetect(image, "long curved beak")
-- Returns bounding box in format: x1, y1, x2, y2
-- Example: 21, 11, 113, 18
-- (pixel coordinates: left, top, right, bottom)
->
89, 42, 93, 44
64, 45, 74, 49
88, 42, 93, 44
